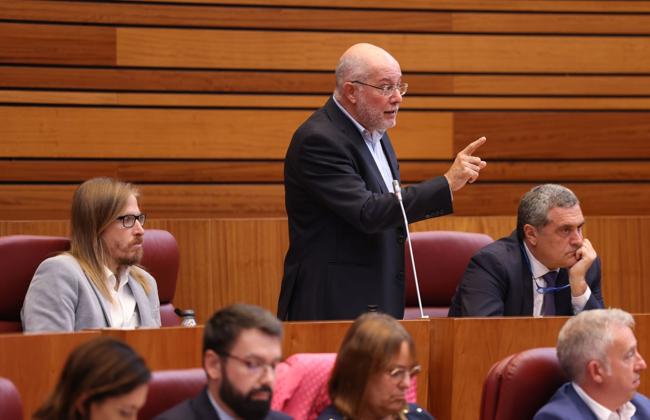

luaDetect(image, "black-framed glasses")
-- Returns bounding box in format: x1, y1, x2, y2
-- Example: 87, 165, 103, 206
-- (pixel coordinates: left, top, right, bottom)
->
386, 364, 421, 382
116, 214, 146, 228
219, 352, 278, 376
350, 80, 408, 96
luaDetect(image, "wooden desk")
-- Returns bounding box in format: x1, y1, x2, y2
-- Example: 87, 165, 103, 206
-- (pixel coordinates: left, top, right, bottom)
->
0, 321, 430, 420
1, 316, 648, 420
429, 315, 650, 420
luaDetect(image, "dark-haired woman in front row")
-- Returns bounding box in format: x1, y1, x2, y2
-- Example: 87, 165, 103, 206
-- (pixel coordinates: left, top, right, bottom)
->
318, 312, 434, 420
33, 337, 150, 420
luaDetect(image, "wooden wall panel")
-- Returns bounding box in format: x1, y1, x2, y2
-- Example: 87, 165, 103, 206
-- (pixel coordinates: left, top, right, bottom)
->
0, 220, 69, 237
6, 2, 650, 35
0, 23, 114, 65
6, 90, 650, 111
0, 185, 287, 220
147, 219, 215, 323
4, 184, 650, 221
210, 219, 289, 320
0, 108, 307, 159
117, 28, 650, 73
133, 0, 650, 13
4, 66, 650, 96
454, 112, 650, 159
0, 107, 452, 160
5, 160, 650, 185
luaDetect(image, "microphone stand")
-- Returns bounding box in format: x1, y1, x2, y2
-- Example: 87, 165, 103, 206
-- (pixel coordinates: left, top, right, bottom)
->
392, 180, 429, 319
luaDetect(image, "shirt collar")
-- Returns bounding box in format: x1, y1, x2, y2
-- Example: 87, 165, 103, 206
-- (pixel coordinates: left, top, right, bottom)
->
332, 95, 385, 143
103, 265, 131, 291
523, 241, 557, 279
573, 382, 637, 420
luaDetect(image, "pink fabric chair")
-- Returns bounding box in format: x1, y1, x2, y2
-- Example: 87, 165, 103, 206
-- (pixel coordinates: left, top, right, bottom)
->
0, 229, 183, 332
0, 377, 23, 420
404, 230, 493, 318
271, 353, 417, 420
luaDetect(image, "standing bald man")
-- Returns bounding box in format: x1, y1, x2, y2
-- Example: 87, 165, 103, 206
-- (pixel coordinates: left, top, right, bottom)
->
278, 43, 487, 321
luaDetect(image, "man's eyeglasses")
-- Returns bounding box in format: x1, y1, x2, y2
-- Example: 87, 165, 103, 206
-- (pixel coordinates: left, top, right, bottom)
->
219, 352, 278, 377
116, 214, 146, 228
386, 364, 421, 382
350, 80, 408, 96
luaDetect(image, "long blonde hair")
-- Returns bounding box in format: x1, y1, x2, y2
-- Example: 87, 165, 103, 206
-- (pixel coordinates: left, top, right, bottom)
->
68, 177, 150, 301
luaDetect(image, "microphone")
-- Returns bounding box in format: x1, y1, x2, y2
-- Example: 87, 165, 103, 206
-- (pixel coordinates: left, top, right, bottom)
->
392, 180, 428, 319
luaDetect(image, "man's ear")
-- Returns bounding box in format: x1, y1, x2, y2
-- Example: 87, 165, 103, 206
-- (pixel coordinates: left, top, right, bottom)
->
343, 82, 357, 104
523, 224, 537, 246
586, 359, 607, 384
204, 350, 222, 381
74, 393, 89, 417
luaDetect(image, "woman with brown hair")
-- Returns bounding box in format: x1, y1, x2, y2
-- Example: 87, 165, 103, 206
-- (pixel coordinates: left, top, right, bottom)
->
33, 337, 150, 420
318, 312, 434, 420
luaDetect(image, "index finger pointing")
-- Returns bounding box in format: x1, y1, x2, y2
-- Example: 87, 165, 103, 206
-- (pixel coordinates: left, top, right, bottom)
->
462, 136, 487, 156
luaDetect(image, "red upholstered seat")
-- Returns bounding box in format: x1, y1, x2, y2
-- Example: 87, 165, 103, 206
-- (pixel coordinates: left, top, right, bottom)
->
404, 231, 493, 319
0, 377, 23, 420
271, 353, 418, 420
139, 229, 181, 326
480, 347, 568, 420
0, 235, 69, 332
0, 229, 182, 332
138, 368, 206, 419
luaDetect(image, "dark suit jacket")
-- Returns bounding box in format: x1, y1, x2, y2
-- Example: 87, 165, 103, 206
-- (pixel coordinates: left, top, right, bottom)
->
448, 231, 603, 317
279, 97, 453, 321
154, 388, 291, 420
534, 383, 650, 419
317, 403, 434, 420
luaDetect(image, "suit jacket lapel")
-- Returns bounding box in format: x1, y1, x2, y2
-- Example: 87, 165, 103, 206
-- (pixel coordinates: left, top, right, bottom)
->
515, 233, 535, 315
192, 388, 221, 419
129, 274, 152, 325
323, 97, 390, 193
85, 274, 112, 327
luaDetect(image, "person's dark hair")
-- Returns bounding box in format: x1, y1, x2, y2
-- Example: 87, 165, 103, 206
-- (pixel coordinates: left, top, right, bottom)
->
33, 337, 150, 420
328, 312, 416, 419
203, 303, 283, 355
516, 184, 579, 241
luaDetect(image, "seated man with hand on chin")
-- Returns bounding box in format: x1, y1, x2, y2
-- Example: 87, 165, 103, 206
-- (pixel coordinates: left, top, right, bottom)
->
449, 183, 603, 317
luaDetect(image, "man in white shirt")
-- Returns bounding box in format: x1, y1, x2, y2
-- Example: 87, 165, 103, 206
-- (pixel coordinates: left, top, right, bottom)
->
156, 304, 291, 420
449, 183, 604, 317
535, 308, 650, 420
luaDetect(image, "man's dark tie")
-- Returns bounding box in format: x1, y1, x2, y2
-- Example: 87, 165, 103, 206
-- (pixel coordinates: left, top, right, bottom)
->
541, 271, 559, 316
